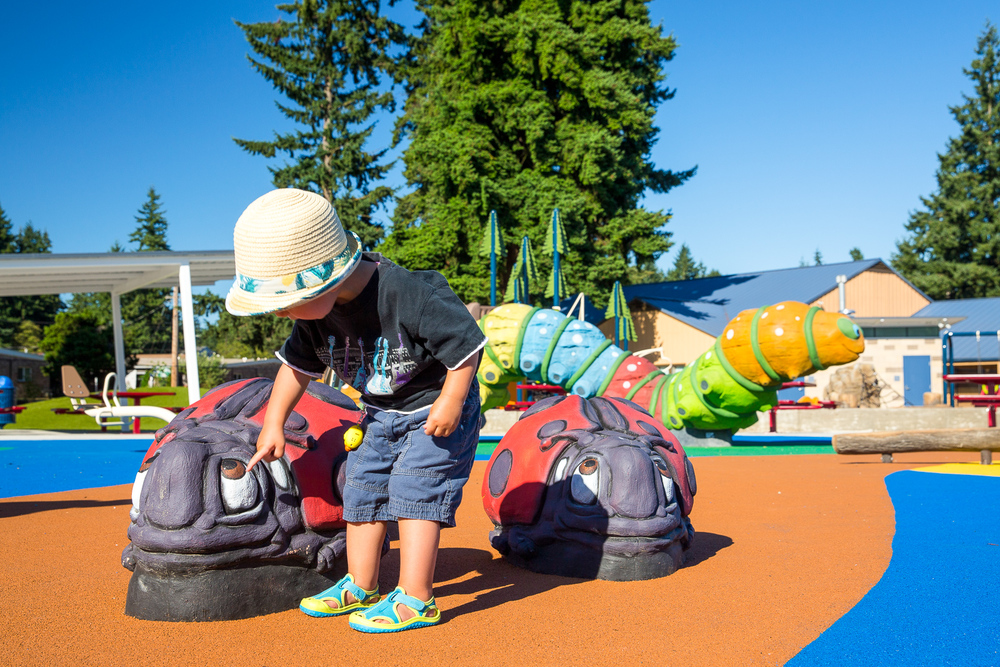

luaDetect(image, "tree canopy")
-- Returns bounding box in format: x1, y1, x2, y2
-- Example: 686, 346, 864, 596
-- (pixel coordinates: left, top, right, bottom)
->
0, 203, 62, 348
235, 0, 408, 250
664, 243, 719, 281
379, 0, 694, 304
893, 23, 1000, 299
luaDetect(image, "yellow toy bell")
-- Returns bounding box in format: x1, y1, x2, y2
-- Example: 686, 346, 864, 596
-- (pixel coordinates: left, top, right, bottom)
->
344, 425, 365, 451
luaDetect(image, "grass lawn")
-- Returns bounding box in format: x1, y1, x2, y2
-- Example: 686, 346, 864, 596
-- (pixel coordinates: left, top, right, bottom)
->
3, 387, 206, 433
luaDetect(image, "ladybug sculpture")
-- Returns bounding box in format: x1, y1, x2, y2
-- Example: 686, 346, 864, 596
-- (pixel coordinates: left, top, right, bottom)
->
482, 394, 697, 581
122, 378, 373, 621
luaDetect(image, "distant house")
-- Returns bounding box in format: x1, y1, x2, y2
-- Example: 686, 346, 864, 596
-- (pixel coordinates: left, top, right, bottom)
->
605, 259, 940, 406
0, 348, 50, 401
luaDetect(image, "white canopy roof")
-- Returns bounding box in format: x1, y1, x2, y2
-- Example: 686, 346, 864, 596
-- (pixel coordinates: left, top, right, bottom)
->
0, 251, 235, 297
0, 251, 238, 404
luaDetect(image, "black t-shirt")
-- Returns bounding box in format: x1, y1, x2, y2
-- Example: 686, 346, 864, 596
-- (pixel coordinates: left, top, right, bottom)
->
277, 253, 486, 412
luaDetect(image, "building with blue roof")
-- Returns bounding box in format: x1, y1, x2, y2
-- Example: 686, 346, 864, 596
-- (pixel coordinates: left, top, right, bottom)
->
606, 259, 955, 407
914, 297, 1000, 368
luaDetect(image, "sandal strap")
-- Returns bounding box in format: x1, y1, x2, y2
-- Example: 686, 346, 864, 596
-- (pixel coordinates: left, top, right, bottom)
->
362, 587, 435, 622
317, 574, 375, 605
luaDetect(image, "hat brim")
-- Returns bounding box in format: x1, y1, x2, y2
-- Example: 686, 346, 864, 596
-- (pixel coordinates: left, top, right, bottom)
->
225, 231, 362, 317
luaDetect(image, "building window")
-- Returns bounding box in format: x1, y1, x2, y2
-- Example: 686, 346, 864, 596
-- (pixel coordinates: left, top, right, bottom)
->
16, 367, 31, 382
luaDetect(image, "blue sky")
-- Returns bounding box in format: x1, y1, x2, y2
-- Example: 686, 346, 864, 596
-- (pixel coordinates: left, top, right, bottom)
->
1, 1, 996, 298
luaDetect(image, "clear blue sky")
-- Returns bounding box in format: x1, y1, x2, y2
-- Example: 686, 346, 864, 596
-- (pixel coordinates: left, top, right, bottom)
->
1, 1, 996, 297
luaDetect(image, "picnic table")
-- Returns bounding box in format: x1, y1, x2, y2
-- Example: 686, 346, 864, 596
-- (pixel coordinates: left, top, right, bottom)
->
943, 374, 1000, 427
767, 381, 836, 433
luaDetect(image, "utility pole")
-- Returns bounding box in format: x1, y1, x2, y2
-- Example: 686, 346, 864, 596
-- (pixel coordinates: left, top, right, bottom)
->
170, 286, 179, 387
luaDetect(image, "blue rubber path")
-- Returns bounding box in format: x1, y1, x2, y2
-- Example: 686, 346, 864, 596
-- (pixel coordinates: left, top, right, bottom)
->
788, 470, 1000, 666
0, 438, 153, 498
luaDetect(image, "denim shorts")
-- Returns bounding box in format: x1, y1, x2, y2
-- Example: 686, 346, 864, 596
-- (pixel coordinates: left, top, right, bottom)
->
342, 382, 481, 527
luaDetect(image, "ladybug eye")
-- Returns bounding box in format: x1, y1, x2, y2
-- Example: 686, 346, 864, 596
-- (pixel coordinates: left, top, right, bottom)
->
650, 453, 676, 504
138, 451, 159, 473
267, 458, 292, 491
570, 458, 600, 505
220, 458, 259, 514
131, 452, 160, 519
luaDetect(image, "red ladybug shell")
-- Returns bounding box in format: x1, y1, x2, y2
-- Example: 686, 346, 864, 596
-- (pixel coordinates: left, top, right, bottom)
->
143, 379, 362, 530
482, 394, 694, 527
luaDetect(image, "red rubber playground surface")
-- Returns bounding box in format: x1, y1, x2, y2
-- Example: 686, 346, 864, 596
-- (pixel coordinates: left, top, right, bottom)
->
1, 449, 997, 666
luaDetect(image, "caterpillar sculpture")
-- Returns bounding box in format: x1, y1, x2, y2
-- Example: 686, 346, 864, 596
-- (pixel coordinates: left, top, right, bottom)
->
477, 301, 865, 431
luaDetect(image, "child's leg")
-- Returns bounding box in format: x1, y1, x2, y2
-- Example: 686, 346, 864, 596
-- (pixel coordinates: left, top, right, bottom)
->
397, 518, 440, 604
345, 521, 387, 600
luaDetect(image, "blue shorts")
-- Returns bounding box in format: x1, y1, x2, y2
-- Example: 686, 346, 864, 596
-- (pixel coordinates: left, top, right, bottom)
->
342, 383, 481, 527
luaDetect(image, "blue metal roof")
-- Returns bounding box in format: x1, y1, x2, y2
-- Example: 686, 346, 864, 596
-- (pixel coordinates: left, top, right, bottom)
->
914, 297, 1000, 363
624, 259, 897, 337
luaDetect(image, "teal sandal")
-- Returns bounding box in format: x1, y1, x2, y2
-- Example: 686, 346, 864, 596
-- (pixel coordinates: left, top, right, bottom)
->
299, 573, 380, 618
348, 586, 441, 633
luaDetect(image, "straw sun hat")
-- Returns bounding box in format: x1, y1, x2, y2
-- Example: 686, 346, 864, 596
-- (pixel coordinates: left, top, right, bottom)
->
225, 188, 362, 316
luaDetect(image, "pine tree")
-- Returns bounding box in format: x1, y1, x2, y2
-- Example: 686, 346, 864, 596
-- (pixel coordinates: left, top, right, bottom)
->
893, 23, 1000, 299
380, 0, 694, 303
0, 207, 62, 347
665, 243, 718, 281
0, 204, 16, 253
130, 187, 170, 251
67, 190, 173, 355
235, 1, 408, 250
849, 247, 864, 261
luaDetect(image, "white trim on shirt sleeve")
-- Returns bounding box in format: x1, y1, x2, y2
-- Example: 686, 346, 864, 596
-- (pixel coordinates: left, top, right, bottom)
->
446, 336, 488, 371
274, 350, 324, 379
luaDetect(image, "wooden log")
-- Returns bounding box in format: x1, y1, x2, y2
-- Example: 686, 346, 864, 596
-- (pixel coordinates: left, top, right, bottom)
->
833, 429, 1000, 463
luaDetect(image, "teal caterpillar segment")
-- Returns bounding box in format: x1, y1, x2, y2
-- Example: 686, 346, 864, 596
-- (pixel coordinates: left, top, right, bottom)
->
475, 303, 778, 431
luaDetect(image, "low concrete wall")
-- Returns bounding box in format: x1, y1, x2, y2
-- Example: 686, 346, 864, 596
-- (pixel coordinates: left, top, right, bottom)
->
482, 409, 522, 436
742, 406, 991, 434
484, 406, 993, 437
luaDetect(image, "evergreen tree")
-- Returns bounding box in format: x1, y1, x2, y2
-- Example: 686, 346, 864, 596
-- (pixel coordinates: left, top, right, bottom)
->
0, 207, 62, 347
893, 23, 1000, 299
66, 190, 173, 355
814, 249, 823, 266
380, 0, 694, 303
665, 243, 719, 281
849, 247, 864, 261
0, 203, 14, 252
235, 0, 408, 249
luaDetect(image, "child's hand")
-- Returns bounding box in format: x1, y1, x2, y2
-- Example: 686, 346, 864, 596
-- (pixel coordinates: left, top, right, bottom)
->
425, 393, 463, 437
248, 423, 286, 471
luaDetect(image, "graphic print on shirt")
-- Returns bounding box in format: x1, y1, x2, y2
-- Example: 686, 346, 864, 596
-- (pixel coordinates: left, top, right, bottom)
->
315, 333, 419, 396
366, 337, 393, 395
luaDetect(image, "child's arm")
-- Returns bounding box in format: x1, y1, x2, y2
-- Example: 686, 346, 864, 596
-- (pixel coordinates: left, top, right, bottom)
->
248, 363, 311, 471
424, 355, 477, 437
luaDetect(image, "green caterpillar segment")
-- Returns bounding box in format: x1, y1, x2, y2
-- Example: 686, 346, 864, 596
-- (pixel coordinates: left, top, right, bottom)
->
697, 349, 778, 414
804, 306, 826, 371
648, 374, 669, 416
750, 306, 782, 383
566, 340, 613, 393
625, 370, 662, 401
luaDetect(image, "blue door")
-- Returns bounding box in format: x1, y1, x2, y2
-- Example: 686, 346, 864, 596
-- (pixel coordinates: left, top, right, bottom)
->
903, 355, 931, 406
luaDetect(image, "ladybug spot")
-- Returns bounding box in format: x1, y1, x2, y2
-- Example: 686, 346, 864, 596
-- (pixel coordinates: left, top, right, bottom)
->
537, 420, 567, 439
488, 449, 513, 497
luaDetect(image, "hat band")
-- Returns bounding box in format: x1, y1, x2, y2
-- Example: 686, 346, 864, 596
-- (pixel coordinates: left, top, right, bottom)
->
236, 236, 361, 296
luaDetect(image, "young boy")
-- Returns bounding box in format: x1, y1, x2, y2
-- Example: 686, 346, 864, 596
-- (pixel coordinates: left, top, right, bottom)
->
225, 188, 486, 633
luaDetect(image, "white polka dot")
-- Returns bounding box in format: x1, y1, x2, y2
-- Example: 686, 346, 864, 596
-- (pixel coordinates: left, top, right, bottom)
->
736, 317, 741, 321
627, 364, 637, 372
762, 311, 768, 318
795, 316, 801, 321
776, 304, 785, 310
775, 327, 784, 336
538, 313, 548, 320
726, 329, 734, 340
539, 328, 548, 336
572, 334, 583, 344
611, 350, 620, 357
705, 351, 712, 359
623, 381, 632, 389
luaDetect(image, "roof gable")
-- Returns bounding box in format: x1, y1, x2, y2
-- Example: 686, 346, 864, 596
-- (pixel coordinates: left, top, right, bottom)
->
624, 259, 896, 336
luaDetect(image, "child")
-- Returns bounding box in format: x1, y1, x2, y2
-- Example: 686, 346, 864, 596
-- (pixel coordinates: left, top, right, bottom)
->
226, 188, 486, 633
